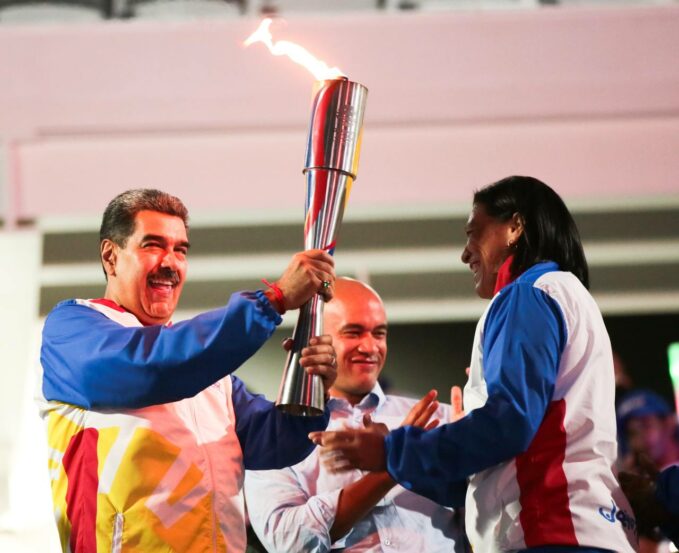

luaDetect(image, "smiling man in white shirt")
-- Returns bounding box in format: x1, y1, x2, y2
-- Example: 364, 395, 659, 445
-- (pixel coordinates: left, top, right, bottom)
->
244, 277, 468, 552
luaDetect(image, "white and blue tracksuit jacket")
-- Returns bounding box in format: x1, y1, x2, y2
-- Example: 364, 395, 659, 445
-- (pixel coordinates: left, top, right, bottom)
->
384, 262, 638, 552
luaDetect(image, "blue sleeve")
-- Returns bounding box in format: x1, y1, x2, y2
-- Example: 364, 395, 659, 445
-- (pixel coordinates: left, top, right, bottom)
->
41, 291, 281, 409
384, 283, 566, 506
657, 465, 679, 546
231, 376, 329, 470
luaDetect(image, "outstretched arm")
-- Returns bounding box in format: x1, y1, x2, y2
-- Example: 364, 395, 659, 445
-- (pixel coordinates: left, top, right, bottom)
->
41, 291, 281, 409
311, 284, 566, 506
42, 248, 337, 410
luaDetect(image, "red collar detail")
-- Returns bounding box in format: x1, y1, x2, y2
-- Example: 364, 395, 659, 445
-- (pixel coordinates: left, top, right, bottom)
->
493, 255, 516, 295
90, 298, 127, 313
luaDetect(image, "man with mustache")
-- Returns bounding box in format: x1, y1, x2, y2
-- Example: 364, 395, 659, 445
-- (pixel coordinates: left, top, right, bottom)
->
37, 189, 338, 553
245, 278, 469, 552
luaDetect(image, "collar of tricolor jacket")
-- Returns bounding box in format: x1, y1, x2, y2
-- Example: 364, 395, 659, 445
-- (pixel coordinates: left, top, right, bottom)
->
90, 298, 173, 327
493, 255, 516, 295
493, 259, 564, 296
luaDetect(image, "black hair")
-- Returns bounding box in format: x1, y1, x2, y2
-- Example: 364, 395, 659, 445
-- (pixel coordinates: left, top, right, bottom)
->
99, 188, 189, 248
473, 176, 589, 288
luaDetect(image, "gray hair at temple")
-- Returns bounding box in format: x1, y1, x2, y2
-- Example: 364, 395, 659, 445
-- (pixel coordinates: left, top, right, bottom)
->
99, 188, 189, 248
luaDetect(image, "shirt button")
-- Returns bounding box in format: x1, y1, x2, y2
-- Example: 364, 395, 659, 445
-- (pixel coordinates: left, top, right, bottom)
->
384, 539, 391, 546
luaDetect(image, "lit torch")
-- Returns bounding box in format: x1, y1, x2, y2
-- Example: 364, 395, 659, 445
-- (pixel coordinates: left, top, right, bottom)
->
245, 19, 368, 415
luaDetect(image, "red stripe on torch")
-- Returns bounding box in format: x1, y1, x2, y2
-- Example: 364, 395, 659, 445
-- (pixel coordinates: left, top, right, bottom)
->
304, 170, 329, 238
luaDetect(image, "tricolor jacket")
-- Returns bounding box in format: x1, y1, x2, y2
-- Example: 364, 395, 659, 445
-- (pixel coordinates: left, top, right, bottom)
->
384, 262, 638, 552
37, 292, 328, 553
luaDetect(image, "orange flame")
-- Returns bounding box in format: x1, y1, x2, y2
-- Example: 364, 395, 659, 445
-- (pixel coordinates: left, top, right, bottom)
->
244, 19, 345, 81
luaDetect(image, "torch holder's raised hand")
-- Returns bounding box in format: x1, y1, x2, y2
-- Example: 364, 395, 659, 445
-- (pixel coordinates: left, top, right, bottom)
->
276, 78, 368, 416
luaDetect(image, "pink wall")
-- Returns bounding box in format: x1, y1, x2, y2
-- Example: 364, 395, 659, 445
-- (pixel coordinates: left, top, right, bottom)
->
1, 6, 678, 221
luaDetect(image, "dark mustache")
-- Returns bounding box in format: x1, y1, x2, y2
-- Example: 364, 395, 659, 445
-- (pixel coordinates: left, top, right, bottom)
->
148, 268, 180, 285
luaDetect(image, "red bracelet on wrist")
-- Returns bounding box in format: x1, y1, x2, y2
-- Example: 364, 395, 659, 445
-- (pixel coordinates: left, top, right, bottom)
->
262, 278, 286, 314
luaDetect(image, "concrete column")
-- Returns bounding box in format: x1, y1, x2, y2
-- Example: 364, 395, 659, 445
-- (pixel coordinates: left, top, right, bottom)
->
0, 230, 42, 521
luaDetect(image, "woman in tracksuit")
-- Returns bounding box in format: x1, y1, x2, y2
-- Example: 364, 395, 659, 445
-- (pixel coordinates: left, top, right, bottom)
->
312, 176, 639, 553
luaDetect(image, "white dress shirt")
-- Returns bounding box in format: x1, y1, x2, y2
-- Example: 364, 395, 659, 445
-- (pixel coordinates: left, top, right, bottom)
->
244, 383, 467, 552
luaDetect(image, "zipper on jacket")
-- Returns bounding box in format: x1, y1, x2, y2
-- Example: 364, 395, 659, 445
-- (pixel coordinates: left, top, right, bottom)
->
189, 399, 220, 552
111, 512, 124, 553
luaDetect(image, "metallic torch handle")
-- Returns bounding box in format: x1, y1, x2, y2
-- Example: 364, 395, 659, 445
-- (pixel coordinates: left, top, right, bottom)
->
276, 78, 368, 416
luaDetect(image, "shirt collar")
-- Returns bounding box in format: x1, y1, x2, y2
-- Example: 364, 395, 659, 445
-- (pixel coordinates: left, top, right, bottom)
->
327, 381, 387, 414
